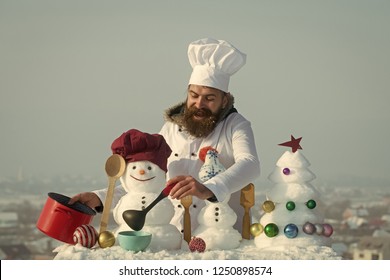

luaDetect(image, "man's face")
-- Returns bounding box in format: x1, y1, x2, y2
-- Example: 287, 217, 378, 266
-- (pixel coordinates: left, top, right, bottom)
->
186, 85, 227, 118
182, 85, 228, 138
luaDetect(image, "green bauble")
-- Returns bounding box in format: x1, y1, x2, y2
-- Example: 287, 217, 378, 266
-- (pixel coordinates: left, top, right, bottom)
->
306, 199, 317, 209
286, 201, 296, 211
264, 223, 279, 237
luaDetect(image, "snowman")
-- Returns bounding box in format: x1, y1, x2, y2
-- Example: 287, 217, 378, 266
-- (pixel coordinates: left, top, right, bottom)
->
191, 146, 242, 250
111, 129, 182, 251
192, 195, 242, 250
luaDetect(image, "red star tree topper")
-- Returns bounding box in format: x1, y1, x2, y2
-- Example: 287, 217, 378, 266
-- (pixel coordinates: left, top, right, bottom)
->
278, 135, 303, 153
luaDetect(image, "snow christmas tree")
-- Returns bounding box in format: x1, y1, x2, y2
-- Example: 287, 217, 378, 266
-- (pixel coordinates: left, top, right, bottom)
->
253, 135, 334, 249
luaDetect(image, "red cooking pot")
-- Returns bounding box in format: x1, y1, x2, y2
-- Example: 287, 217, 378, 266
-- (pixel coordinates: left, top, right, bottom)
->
36, 192, 96, 244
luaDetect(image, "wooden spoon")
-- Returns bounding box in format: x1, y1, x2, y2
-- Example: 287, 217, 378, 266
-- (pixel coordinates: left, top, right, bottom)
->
99, 154, 126, 234
181, 195, 192, 243
240, 183, 255, 239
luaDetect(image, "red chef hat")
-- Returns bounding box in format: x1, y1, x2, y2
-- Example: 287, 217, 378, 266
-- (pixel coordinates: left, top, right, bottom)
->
111, 129, 172, 173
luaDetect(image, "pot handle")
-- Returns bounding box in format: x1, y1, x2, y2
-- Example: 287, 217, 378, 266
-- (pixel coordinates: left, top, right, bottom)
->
54, 207, 73, 219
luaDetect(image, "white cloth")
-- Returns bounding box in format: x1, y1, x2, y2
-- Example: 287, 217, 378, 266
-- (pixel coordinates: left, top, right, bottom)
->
188, 38, 246, 93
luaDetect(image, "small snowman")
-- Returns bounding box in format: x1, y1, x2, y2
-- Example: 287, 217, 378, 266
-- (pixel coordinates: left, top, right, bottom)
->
192, 195, 242, 250
111, 129, 182, 251
191, 146, 242, 250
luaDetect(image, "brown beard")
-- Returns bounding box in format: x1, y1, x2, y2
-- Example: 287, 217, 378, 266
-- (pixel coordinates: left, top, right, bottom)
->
182, 106, 222, 138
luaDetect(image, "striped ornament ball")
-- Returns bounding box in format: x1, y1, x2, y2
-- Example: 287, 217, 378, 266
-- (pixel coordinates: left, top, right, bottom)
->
73, 224, 98, 248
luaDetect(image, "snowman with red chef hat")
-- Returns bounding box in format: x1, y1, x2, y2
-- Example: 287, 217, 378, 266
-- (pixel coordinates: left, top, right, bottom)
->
111, 129, 182, 251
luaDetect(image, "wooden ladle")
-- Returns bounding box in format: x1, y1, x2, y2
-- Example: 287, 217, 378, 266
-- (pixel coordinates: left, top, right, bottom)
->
99, 154, 126, 234
122, 183, 175, 231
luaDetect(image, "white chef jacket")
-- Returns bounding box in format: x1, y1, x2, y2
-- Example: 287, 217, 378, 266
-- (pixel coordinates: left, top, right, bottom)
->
159, 111, 260, 233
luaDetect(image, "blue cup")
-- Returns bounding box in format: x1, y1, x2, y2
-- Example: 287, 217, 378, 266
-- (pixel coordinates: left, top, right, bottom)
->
117, 231, 152, 252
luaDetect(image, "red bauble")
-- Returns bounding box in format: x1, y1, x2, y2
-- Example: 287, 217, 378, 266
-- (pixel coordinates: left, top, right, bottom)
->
189, 236, 206, 253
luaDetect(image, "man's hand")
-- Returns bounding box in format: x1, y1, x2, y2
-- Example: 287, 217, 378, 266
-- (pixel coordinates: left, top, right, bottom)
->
68, 192, 102, 210
167, 176, 214, 200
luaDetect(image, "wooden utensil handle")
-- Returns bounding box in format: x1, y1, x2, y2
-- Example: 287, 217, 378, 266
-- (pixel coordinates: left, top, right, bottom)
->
99, 177, 116, 233
242, 208, 251, 240
183, 208, 191, 243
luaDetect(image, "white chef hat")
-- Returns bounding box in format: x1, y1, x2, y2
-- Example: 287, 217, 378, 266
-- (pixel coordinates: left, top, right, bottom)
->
188, 38, 246, 93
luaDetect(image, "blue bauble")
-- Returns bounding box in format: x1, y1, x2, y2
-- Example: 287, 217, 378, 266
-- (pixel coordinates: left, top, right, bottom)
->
284, 223, 299, 238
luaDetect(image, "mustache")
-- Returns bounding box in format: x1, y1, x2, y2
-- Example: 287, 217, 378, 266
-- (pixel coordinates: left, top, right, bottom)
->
186, 107, 213, 118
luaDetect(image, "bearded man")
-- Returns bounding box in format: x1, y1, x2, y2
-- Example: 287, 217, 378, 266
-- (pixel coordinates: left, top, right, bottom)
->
70, 38, 260, 234
160, 38, 260, 232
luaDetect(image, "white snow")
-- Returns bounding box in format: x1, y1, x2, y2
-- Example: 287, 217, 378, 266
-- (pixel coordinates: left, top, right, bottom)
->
53, 239, 340, 260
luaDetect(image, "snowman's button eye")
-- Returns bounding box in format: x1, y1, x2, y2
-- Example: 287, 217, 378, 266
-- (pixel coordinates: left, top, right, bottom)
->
192, 204, 197, 208
177, 205, 182, 208
181, 229, 184, 233
174, 153, 179, 157
148, 166, 152, 170
132, 166, 136, 170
